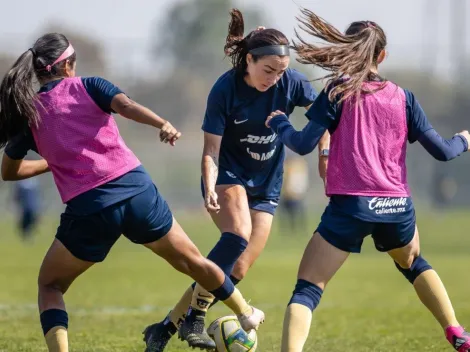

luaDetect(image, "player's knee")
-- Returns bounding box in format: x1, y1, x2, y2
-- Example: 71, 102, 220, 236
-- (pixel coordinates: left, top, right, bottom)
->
394, 254, 415, 270
288, 279, 323, 311
231, 259, 250, 280
229, 225, 251, 241
38, 276, 70, 295
394, 255, 432, 284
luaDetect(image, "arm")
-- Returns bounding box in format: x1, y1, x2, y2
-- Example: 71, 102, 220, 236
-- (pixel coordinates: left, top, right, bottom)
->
201, 133, 222, 212
305, 98, 332, 157
1, 154, 49, 181
200, 82, 227, 212
267, 111, 327, 156
318, 130, 330, 154
305, 102, 331, 154
418, 129, 468, 161
266, 88, 336, 155
406, 90, 469, 161
111, 93, 167, 129
83, 77, 181, 145
111, 93, 181, 145
304, 102, 330, 181
317, 130, 330, 183
1, 130, 48, 181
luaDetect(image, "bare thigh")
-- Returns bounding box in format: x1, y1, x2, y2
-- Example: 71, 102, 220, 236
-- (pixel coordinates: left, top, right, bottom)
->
297, 232, 350, 290
387, 226, 420, 268
210, 184, 253, 241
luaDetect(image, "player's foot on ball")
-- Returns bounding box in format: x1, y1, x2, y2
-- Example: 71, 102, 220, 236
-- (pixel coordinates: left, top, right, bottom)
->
446, 326, 470, 352
178, 308, 216, 351
142, 316, 177, 352
237, 306, 265, 332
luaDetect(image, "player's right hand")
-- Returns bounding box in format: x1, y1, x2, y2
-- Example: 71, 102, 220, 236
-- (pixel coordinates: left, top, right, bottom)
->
205, 190, 220, 213
265, 110, 286, 128
456, 130, 470, 150
159, 121, 182, 146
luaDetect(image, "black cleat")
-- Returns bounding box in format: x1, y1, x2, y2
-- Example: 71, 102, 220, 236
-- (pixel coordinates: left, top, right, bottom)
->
142, 318, 177, 352
178, 309, 216, 351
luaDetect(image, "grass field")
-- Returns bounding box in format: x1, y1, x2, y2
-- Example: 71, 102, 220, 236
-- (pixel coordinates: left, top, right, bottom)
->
0, 209, 469, 351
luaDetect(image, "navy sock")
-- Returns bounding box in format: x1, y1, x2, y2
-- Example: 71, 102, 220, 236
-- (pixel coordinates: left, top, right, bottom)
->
40, 309, 68, 335
209, 275, 235, 302
210, 275, 241, 308
229, 275, 241, 286
207, 232, 248, 274
188, 276, 237, 319
288, 279, 323, 312
188, 233, 247, 318
191, 232, 247, 290
395, 255, 433, 284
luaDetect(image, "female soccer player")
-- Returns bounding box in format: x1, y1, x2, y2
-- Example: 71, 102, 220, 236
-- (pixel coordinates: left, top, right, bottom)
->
143, 8, 329, 351
0, 32, 264, 352
265, 9, 470, 352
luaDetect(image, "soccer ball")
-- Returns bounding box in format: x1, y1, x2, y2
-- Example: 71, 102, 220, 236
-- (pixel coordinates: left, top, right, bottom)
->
207, 315, 257, 352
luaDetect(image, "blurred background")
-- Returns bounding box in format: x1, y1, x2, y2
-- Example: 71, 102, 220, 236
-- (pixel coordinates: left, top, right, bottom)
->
0, 0, 469, 224
1, 2, 470, 350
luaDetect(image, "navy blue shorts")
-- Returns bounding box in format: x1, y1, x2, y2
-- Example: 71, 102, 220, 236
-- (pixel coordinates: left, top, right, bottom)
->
316, 199, 416, 253
200, 168, 279, 216
56, 184, 173, 262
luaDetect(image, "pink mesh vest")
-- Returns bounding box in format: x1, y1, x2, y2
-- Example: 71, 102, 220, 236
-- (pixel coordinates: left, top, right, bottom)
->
326, 81, 410, 197
31, 77, 141, 203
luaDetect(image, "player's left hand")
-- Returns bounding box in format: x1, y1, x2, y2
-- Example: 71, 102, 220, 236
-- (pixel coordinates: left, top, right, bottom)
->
265, 110, 286, 128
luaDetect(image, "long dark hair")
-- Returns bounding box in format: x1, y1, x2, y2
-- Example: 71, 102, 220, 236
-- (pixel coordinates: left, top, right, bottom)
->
0, 33, 76, 148
224, 9, 289, 74
292, 8, 387, 102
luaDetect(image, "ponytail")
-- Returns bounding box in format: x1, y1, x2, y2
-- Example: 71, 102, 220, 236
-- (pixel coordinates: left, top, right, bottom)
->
0, 32, 75, 149
224, 8, 289, 74
293, 8, 387, 102
0, 49, 38, 148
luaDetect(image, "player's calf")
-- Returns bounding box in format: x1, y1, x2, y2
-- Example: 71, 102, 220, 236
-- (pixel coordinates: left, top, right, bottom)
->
179, 276, 264, 350
178, 233, 248, 349
281, 279, 323, 352
394, 254, 469, 347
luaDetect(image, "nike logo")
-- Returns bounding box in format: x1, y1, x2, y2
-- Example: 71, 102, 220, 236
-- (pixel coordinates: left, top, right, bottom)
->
269, 201, 278, 206
226, 171, 237, 179
234, 119, 248, 124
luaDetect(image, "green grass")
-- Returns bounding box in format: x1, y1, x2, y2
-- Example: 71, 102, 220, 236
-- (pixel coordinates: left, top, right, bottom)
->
0, 209, 469, 351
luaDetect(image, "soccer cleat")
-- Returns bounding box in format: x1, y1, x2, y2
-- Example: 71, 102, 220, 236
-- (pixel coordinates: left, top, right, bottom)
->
142, 318, 177, 352
178, 309, 216, 351
446, 326, 470, 352
237, 306, 265, 332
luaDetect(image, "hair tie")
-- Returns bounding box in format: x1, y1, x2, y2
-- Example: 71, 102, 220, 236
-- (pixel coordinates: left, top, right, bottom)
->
29, 48, 36, 56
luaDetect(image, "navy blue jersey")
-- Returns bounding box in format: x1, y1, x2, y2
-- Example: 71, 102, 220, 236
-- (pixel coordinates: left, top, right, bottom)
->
202, 68, 317, 198
4, 77, 152, 216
